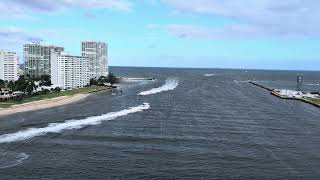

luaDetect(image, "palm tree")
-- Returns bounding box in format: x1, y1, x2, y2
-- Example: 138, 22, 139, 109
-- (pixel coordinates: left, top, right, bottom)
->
26, 81, 36, 95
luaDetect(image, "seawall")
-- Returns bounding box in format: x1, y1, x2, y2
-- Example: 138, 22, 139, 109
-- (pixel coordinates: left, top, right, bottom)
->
249, 81, 320, 108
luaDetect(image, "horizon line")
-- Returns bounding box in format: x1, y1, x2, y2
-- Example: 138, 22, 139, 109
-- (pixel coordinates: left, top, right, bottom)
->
109, 65, 320, 72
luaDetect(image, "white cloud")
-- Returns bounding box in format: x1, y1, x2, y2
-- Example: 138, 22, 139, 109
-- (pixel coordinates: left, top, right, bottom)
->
160, 0, 320, 37
0, 0, 133, 19
166, 23, 306, 39
146, 24, 161, 29
0, 27, 43, 60
0, 27, 77, 47
0, 27, 42, 44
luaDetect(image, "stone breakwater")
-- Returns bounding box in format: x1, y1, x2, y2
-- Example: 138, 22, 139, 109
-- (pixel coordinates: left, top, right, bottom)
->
249, 81, 320, 108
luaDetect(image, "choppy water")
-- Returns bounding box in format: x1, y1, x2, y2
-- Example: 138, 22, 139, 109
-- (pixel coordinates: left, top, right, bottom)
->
1, 67, 320, 179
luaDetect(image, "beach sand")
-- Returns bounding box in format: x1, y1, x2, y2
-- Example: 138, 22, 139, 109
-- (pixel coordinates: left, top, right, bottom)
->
0, 94, 90, 116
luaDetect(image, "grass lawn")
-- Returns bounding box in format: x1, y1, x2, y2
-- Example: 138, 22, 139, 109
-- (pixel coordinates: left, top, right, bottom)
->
0, 86, 111, 109
304, 97, 320, 106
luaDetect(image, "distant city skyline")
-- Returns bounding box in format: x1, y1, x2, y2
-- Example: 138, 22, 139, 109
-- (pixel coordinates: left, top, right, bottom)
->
0, 0, 319, 70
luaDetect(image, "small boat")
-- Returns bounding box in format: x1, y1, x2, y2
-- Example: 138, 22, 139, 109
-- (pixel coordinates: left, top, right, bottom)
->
142, 103, 150, 108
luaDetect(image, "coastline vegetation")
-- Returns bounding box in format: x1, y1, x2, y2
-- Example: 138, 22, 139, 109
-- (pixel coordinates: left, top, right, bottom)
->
0, 86, 111, 108
304, 98, 320, 106
89, 73, 119, 86
0, 73, 119, 109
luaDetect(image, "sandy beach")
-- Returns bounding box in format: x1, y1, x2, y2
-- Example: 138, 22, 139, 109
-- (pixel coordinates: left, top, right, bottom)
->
0, 94, 90, 116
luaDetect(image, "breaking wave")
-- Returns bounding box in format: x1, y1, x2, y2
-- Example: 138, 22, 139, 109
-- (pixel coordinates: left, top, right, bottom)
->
138, 78, 179, 96
307, 83, 320, 86
204, 74, 216, 77
0, 103, 150, 144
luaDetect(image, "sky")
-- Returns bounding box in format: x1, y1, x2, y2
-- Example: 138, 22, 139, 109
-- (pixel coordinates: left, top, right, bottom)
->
0, 0, 319, 70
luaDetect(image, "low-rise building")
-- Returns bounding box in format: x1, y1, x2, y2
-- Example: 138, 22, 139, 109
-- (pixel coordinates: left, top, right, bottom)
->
0, 50, 19, 81
51, 51, 90, 89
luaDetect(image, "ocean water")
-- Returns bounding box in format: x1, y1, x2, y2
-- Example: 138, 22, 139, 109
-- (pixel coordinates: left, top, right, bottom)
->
0, 67, 320, 179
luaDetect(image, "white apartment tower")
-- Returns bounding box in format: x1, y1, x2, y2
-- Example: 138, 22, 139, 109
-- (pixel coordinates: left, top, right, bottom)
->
51, 51, 90, 89
0, 50, 19, 81
81, 41, 108, 78
24, 43, 64, 77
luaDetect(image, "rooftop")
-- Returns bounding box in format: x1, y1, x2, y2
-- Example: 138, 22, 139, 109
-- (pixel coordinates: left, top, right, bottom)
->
23, 43, 64, 48
0, 50, 17, 54
55, 51, 87, 58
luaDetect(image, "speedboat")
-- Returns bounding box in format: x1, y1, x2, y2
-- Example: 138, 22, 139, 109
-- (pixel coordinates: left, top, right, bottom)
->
142, 103, 150, 108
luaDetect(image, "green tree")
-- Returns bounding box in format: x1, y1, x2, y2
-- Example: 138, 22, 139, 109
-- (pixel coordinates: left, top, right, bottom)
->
41, 89, 50, 95
7, 81, 15, 90
15, 76, 28, 92
96, 76, 107, 86
54, 87, 61, 93
26, 81, 36, 95
39, 75, 51, 86
90, 78, 98, 86
0, 79, 5, 88
106, 73, 119, 85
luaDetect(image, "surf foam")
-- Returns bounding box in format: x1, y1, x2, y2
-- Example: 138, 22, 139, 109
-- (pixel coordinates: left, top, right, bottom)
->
204, 74, 216, 77
138, 78, 179, 96
0, 103, 150, 144
307, 83, 320, 86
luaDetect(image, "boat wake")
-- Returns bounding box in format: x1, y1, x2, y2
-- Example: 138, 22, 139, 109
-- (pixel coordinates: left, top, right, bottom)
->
234, 80, 251, 83
138, 78, 179, 96
0, 150, 29, 169
0, 103, 150, 144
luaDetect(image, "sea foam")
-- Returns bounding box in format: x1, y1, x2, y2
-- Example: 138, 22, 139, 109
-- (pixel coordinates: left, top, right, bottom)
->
0, 103, 150, 144
204, 74, 216, 77
138, 78, 179, 96
307, 83, 320, 86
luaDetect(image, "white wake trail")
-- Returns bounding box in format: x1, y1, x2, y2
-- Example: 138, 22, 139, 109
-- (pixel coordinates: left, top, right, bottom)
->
0, 152, 29, 169
138, 78, 179, 96
0, 103, 150, 144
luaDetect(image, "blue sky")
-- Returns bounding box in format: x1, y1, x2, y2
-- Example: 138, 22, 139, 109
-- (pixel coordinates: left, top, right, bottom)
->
0, 0, 319, 70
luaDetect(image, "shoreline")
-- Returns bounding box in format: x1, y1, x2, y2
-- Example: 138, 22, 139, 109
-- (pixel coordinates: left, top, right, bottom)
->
0, 86, 115, 117
0, 94, 90, 116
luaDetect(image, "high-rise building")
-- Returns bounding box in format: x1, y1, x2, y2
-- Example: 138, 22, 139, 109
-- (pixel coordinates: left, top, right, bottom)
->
24, 43, 64, 77
51, 51, 90, 89
17, 64, 24, 76
81, 41, 108, 78
0, 50, 19, 81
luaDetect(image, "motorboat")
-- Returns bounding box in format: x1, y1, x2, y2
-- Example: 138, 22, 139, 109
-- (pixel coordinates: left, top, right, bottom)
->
141, 103, 150, 108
